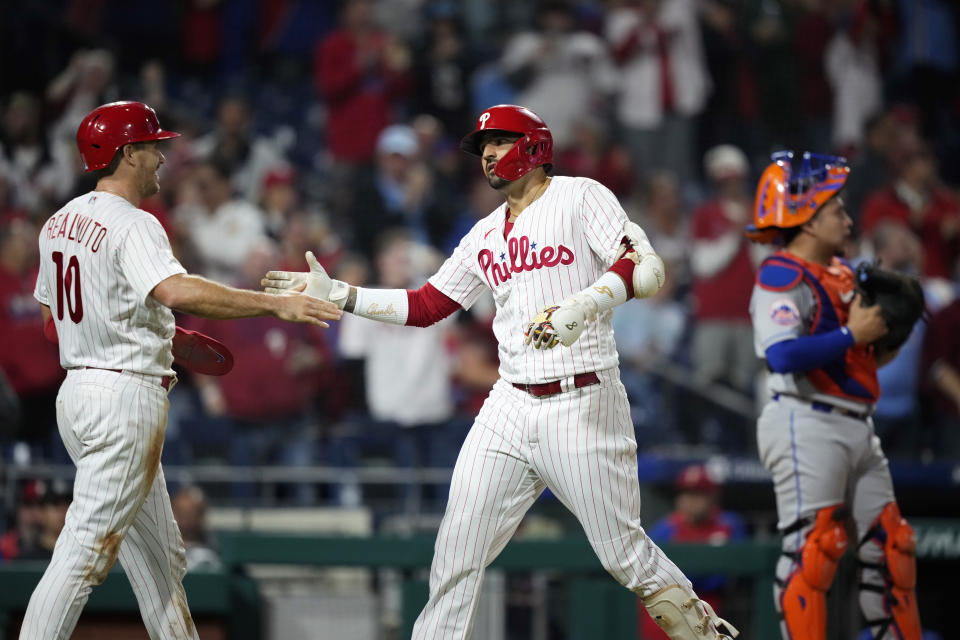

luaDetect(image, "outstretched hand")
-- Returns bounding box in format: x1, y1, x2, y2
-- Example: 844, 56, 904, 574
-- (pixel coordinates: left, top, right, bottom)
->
273, 291, 343, 327
262, 251, 333, 300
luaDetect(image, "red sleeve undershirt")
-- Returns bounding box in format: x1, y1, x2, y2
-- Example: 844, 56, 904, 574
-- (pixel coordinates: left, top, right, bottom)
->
406, 282, 462, 327
608, 236, 636, 289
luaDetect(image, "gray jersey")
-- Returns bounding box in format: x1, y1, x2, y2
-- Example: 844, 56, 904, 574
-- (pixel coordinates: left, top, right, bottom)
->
749, 275, 870, 414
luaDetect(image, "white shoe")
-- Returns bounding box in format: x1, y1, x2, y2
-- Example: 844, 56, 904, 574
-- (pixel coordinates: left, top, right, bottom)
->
641, 585, 740, 639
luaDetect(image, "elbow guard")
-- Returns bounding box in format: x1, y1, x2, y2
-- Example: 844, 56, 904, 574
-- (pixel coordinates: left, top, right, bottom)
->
620, 221, 666, 298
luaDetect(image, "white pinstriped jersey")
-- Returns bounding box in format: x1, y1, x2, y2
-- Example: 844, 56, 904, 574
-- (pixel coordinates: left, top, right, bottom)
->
429, 176, 627, 384
34, 191, 186, 376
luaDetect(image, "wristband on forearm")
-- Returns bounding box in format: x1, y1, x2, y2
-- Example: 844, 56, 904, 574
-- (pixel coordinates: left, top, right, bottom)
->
348, 287, 409, 325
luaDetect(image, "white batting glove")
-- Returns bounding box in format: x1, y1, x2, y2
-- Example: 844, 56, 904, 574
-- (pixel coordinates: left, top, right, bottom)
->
262, 251, 350, 309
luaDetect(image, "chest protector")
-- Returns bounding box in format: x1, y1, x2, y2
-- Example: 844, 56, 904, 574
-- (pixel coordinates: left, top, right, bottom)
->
759, 251, 878, 403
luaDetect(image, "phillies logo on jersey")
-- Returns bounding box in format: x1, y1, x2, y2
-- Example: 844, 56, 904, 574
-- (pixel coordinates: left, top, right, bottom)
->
477, 235, 575, 287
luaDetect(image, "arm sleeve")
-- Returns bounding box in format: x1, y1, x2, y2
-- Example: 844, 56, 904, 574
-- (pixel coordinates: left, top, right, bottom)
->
579, 181, 630, 267
765, 328, 855, 373
119, 217, 187, 301
427, 228, 488, 309
406, 283, 462, 327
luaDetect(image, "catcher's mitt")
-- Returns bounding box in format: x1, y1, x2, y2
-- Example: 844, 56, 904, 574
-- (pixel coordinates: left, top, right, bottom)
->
854, 262, 926, 354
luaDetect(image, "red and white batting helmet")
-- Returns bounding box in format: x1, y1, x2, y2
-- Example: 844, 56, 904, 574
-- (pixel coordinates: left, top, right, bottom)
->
459, 104, 553, 181
76, 101, 180, 172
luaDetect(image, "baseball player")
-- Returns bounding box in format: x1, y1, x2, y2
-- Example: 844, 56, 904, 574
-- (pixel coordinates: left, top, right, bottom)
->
24, 101, 341, 640
746, 151, 922, 639
263, 105, 738, 639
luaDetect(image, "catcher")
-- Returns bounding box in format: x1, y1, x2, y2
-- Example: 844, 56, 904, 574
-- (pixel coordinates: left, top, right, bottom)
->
746, 151, 924, 640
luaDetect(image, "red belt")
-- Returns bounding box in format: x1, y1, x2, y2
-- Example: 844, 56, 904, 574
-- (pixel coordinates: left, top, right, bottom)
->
513, 372, 600, 398
83, 367, 172, 391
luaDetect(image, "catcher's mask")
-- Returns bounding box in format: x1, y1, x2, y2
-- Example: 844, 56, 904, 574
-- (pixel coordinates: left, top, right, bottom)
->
459, 104, 553, 181
747, 151, 849, 244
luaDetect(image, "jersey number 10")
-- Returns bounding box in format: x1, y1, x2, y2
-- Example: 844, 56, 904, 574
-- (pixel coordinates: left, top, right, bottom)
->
52, 251, 83, 323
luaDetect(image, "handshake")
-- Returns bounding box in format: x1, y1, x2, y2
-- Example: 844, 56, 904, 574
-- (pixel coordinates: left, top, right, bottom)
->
261, 251, 351, 309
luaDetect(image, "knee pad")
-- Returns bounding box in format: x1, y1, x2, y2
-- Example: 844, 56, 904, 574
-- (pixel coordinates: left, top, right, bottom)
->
859, 503, 921, 640
780, 505, 848, 640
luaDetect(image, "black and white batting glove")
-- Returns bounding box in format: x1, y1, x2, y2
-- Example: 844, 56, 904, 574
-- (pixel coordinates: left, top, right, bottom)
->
524, 305, 562, 349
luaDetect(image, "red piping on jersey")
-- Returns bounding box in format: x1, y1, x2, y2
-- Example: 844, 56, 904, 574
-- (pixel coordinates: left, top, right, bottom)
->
406, 282, 461, 327
504, 208, 515, 239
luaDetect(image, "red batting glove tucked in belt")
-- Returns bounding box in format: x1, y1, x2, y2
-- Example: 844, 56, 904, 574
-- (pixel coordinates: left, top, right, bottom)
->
172, 326, 234, 376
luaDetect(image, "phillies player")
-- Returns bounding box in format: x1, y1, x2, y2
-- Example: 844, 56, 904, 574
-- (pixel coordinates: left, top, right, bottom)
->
746, 151, 921, 639
264, 105, 738, 639
25, 102, 341, 640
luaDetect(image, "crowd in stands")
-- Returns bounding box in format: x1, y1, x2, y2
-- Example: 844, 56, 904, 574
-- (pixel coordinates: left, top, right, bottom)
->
1, 0, 960, 539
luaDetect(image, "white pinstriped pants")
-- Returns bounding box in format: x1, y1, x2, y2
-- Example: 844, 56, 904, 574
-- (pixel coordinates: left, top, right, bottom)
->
20, 369, 198, 640
412, 368, 692, 640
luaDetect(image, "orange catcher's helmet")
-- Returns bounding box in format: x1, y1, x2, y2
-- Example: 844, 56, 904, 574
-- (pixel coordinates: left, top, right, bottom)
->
76, 101, 180, 172
746, 151, 849, 244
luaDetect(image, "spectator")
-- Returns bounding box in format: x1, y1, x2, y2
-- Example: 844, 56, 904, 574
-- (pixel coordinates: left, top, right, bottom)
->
920, 297, 960, 460
612, 267, 688, 445
0, 92, 74, 214
861, 135, 960, 279
641, 464, 747, 639
193, 95, 289, 203
0, 480, 45, 562
689, 145, 760, 394
697, 0, 758, 155
606, 0, 710, 189
633, 171, 691, 294
791, 0, 834, 154
174, 159, 268, 283
18, 478, 72, 561
842, 109, 901, 223
411, 4, 477, 137
500, 0, 617, 150
171, 486, 221, 571
556, 117, 634, 198
889, 0, 958, 143
348, 124, 452, 253
188, 240, 331, 504
313, 0, 412, 166
825, 3, 884, 156
0, 216, 63, 460
335, 230, 457, 509
866, 223, 927, 457
45, 49, 119, 152
260, 166, 300, 240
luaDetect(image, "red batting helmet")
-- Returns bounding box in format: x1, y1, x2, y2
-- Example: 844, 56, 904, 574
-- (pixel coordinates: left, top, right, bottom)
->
76, 101, 180, 172
459, 104, 553, 181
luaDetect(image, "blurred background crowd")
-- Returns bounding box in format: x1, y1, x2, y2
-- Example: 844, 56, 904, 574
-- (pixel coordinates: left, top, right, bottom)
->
1, 0, 959, 563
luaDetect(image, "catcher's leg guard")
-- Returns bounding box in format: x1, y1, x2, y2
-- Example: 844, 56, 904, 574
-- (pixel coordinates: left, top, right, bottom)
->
642, 584, 740, 639
779, 505, 848, 640
858, 502, 922, 640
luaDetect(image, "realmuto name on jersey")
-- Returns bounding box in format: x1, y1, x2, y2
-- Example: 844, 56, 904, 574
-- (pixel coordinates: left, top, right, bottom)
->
44, 210, 108, 253
478, 235, 575, 287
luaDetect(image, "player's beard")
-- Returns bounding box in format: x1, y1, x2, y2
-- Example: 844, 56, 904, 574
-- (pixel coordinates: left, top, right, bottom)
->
487, 174, 510, 190
139, 166, 161, 198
